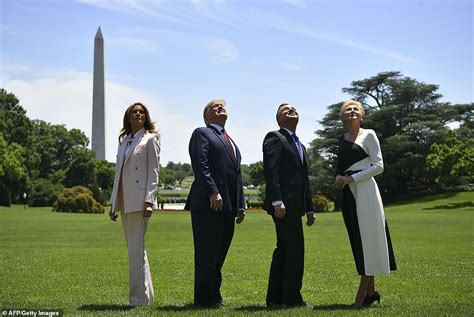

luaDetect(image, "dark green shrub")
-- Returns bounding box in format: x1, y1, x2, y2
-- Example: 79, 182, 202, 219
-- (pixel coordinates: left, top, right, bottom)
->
53, 186, 104, 213
29, 178, 63, 207
247, 200, 263, 208
0, 182, 11, 207
157, 194, 165, 204
312, 194, 334, 212
164, 197, 187, 204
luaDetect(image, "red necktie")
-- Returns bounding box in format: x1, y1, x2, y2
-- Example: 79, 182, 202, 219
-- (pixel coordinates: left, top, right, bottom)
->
222, 130, 236, 160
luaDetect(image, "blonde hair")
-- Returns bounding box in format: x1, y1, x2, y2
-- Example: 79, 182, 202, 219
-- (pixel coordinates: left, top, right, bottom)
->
203, 98, 226, 125
340, 100, 365, 123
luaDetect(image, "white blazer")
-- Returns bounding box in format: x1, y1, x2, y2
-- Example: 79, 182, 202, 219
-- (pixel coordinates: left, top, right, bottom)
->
110, 128, 160, 214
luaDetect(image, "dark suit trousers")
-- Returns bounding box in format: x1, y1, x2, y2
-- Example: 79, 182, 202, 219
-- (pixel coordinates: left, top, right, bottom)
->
191, 210, 235, 306
266, 212, 304, 306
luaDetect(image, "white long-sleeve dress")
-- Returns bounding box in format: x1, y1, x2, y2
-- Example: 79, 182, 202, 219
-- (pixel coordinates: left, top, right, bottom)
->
337, 129, 396, 276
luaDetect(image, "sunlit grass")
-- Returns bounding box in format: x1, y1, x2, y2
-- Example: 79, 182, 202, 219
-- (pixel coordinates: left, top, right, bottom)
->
1, 192, 472, 316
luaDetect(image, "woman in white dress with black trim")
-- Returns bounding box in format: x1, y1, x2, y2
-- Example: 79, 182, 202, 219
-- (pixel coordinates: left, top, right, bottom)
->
335, 100, 396, 307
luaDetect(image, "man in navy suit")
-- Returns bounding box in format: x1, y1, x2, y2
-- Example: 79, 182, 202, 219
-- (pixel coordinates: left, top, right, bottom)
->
185, 98, 245, 308
263, 103, 315, 308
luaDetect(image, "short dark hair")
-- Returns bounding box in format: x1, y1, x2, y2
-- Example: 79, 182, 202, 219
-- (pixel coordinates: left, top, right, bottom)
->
276, 103, 289, 124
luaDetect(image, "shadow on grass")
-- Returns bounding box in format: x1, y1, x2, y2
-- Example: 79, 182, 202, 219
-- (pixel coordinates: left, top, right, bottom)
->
234, 305, 270, 312
313, 303, 355, 311
78, 304, 134, 312
156, 303, 199, 312
423, 201, 474, 211
386, 192, 461, 207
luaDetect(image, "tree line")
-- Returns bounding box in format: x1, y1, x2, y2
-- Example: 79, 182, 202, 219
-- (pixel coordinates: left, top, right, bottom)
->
0, 89, 113, 207
0, 90, 207, 207
1, 71, 472, 209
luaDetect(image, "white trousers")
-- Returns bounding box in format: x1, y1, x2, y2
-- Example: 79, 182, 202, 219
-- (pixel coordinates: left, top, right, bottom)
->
121, 211, 154, 306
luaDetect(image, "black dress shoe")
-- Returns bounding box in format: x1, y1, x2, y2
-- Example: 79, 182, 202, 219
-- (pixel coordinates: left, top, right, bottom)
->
363, 291, 381, 306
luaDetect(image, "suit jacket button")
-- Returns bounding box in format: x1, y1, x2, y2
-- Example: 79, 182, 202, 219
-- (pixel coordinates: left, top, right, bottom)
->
135, 167, 138, 170
136, 180, 139, 183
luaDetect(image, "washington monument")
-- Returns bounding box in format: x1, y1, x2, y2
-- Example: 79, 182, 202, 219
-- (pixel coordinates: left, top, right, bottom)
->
92, 26, 105, 160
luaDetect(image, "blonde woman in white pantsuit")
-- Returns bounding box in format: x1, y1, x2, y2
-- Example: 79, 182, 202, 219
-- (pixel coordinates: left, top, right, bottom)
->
109, 102, 160, 306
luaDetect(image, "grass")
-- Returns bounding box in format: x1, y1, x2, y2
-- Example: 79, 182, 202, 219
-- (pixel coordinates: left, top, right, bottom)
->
1, 192, 473, 316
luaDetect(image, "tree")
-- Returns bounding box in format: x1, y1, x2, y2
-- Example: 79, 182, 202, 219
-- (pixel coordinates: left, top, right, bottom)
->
426, 130, 474, 183
240, 164, 252, 186
175, 170, 186, 186
159, 167, 176, 187
248, 161, 264, 186
29, 120, 89, 181
0, 90, 31, 204
341, 71, 441, 109
63, 148, 96, 189
95, 160, 115, 203
0, 89, 32, 148
307, 151, 339, 208
28, 178, 64, 207
163, 162, 193, 186
342, 71, 400, 108
0, 90, 105, 205
61, 150, 116, 204
95, 160, 115, 190
0, 134, 27, 206
181, 163, 192, 176
166, 161, 176, 170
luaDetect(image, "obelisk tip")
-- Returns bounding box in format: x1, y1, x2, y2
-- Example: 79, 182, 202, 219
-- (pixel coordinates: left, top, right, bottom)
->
95, 26, 103, 39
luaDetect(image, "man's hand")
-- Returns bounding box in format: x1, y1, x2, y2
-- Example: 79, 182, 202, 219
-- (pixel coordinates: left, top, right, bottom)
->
274, 203, 286, 218
236, 210, 245, 224
109, 209, 118, 221
210, 193, 223, 211
335, 175, 344, 189
306, 212, 316, 227
143, 202, 153, 218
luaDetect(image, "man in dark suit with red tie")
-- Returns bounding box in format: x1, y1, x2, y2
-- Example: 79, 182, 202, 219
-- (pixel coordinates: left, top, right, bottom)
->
263, 103, 316, 308
185, 98, 245, 308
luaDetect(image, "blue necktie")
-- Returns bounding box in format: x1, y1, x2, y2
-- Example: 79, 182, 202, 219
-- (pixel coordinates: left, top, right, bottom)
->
292, 133, 304, 163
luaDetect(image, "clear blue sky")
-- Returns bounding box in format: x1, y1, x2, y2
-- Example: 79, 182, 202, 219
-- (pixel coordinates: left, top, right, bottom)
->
1, 0, 472, 164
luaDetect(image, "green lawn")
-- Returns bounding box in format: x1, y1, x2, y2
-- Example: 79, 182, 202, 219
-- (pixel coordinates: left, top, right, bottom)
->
1, 192, 473, 316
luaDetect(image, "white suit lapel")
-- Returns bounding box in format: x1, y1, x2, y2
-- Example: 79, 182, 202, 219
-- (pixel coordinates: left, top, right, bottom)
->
116, 139, 128, 170
123, 129, 146, 166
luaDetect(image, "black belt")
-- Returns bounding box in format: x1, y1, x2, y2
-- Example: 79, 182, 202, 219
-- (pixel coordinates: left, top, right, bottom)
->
342, 170, 362, 176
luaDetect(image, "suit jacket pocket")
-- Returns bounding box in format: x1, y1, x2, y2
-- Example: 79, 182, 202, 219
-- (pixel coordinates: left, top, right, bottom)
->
282, 190, 297, 209
134, 145, 145, 154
